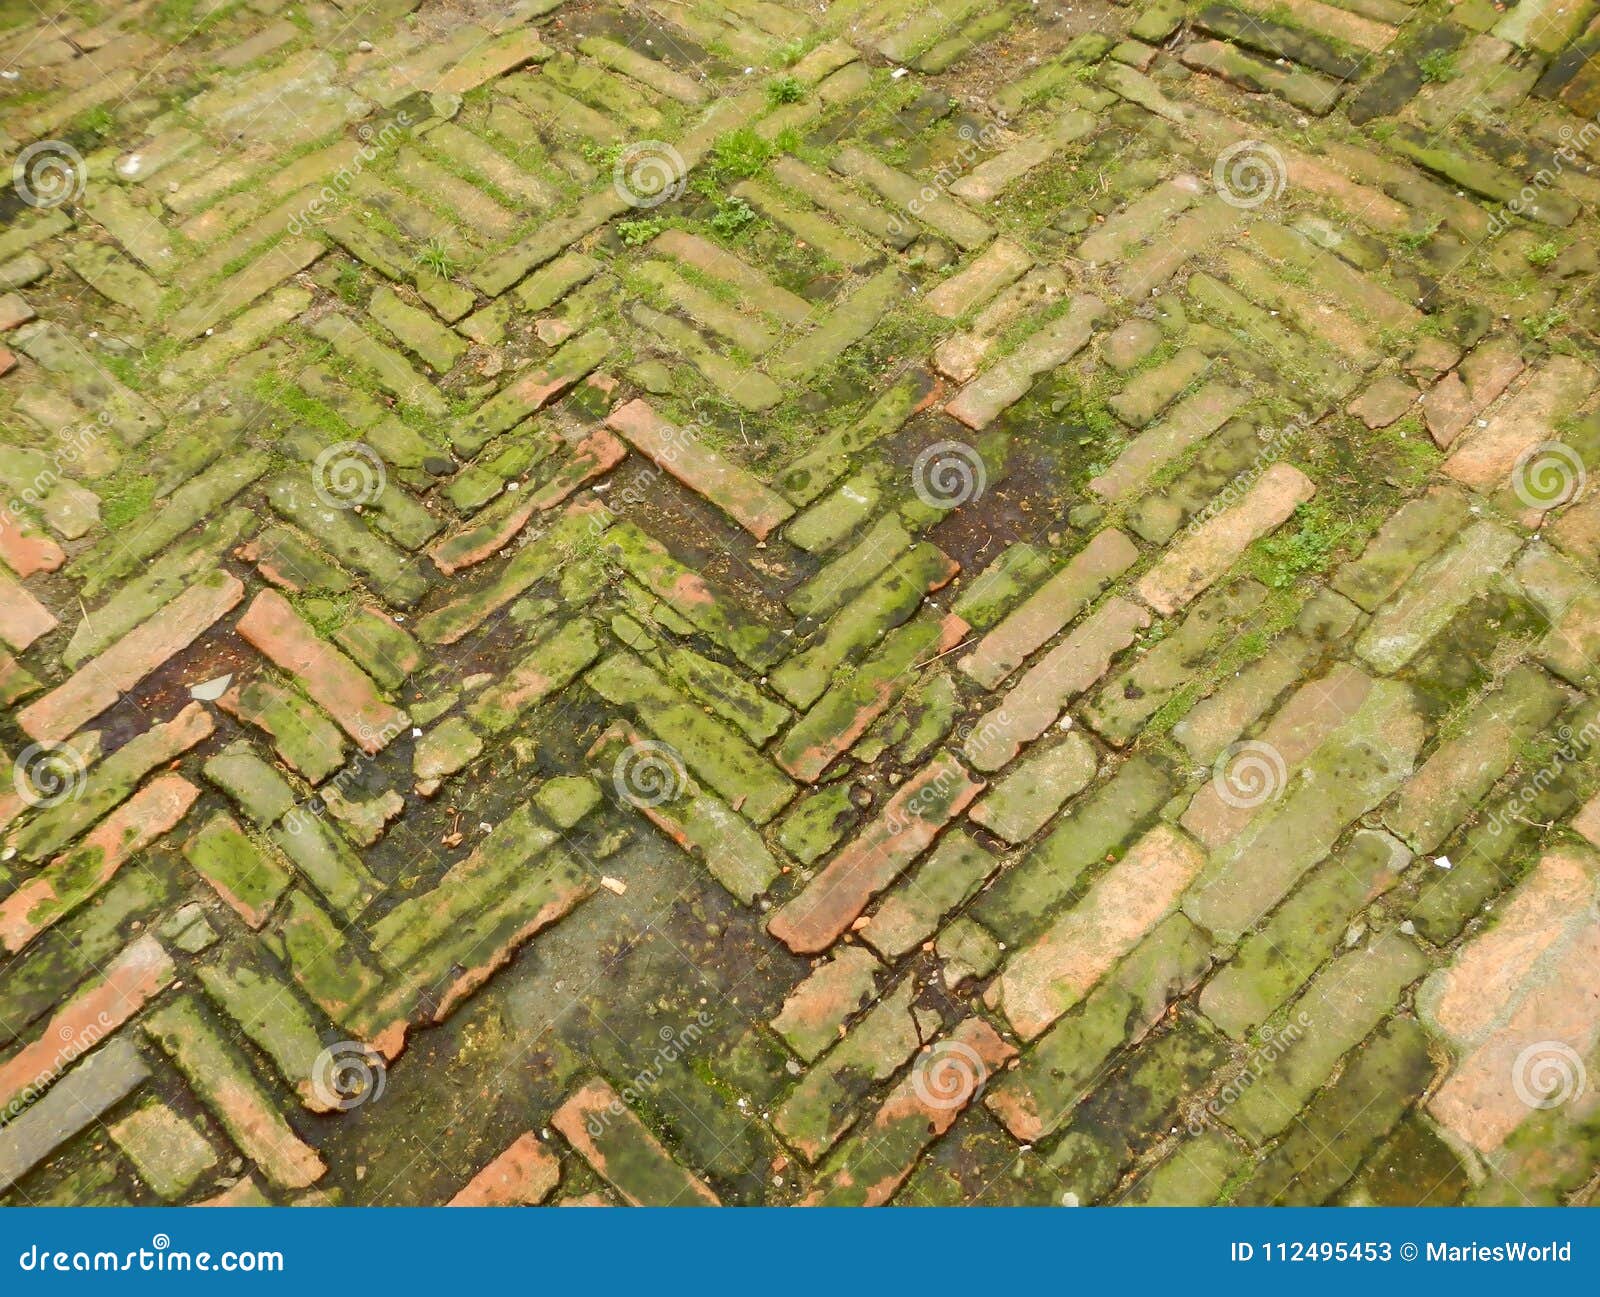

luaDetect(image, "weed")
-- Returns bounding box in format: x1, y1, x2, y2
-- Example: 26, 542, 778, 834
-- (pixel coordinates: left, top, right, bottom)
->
709, 127, 776, 181
1521, 307, 1568, 341
581, 141, 626, 170
1418, 48, 1458, 83
414, 237, 458, 278
1526, 240, 1561, 269
1396, 220, 1440, 254
766, 76, 805, 107
334, 263, 366, 305
709, 196, 757, 238
1251, 499, 1350, 589
617, 217, 664, 247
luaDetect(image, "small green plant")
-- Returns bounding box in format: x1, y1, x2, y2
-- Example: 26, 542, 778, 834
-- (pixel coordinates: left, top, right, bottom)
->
1418, 49, 1459, 83
708, 196, 757, 238
1253, 501, 1349, 589
1521, 307, 1568, 341
1395, 219, 1440, 254
616, 217, 664, 247
581, 140, 625, 169
1526, 240, 1561, 268
766, 75, 805, 107
414, 237, 458, 278
78, 105, 117, 139
333, 263, 366, 305
709, 127, 775, 181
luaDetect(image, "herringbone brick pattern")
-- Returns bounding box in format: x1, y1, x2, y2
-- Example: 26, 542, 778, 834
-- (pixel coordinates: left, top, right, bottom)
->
2, 0, 1599, 1206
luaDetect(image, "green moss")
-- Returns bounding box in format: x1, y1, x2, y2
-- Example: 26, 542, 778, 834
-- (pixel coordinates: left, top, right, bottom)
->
96, 471, 158, 531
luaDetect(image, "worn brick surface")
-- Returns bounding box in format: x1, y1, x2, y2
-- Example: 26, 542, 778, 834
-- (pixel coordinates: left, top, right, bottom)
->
3, 0, 1599, 1209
